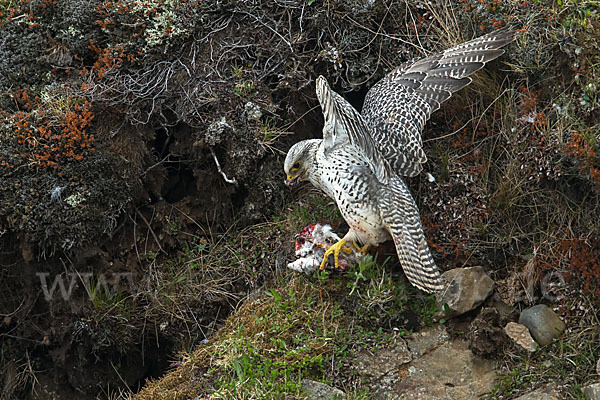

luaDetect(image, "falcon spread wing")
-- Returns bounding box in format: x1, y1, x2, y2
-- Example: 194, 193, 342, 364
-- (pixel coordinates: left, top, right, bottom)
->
362, 27, 515, 177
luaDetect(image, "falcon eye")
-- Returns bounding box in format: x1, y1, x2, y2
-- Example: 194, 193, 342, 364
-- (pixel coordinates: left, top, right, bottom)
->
292, 162, 301, 170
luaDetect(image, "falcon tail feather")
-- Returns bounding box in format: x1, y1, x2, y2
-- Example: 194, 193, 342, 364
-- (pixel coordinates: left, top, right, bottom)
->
378, 177, 444, 293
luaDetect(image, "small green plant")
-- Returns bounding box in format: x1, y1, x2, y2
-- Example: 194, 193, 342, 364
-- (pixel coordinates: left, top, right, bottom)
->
315, 267, 332, 283
167, 216, 180, 236
488, 364, 536, 398
234, 80, 256, 97
347, 255, 388, 295
346, 255, 406, 321
231, 61, 243, 78
409, 292, 439, 327
259, 115, 288, 147
85, 275, 130, 314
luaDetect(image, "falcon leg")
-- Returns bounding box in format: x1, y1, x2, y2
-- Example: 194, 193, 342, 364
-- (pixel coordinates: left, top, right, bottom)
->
319, 238, 353, 270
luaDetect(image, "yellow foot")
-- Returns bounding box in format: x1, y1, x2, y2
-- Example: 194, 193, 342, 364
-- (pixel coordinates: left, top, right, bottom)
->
350, 242, 370, 254
319, 238, 353, 270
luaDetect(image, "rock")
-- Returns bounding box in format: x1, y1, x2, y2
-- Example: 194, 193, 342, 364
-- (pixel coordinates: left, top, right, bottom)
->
583, 383, 600, 400
395, 339, 496, 399
355, 338, 412, 379
406, 324, 449, 357
244, 101, 262, 121
597, 357, 600, 375
505, 322, 537, 352
301, 379, 345, 400
436, 267, 495, 319
354, 326, 495, 400
518, 305, 566, 346
354, 338, 412, 399
514, 384, 560, 400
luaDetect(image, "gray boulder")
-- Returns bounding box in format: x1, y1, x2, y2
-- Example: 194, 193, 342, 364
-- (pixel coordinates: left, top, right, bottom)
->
518, 305, 566, 346
436, 267, 495, 319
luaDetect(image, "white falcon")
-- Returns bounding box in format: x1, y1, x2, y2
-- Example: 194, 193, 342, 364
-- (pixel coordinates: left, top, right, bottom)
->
284, 28, 515, 292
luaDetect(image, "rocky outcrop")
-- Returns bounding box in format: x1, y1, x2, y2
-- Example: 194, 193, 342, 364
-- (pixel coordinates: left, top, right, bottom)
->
355, 325, 496, 399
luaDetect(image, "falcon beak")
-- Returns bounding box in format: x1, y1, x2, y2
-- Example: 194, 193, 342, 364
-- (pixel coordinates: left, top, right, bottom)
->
285, 174, 302, 189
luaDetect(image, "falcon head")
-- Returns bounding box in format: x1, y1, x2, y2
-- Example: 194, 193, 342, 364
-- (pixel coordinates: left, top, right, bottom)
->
283, 139, 320, 189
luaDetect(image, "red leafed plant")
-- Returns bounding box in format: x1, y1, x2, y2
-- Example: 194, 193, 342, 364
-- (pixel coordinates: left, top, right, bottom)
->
560, 238, 600, 297
565, 132, 600, 187
5, 95, 95, 172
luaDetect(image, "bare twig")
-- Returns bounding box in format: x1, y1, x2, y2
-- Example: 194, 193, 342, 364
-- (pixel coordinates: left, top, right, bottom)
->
236, 10, 294, 52
210, 147, 238, 185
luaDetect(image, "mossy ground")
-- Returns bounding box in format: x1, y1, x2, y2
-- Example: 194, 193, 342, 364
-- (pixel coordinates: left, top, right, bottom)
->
135, 249, 436, 400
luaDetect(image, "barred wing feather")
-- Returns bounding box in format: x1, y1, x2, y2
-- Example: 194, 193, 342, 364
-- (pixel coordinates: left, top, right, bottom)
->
362, 27, 515, 177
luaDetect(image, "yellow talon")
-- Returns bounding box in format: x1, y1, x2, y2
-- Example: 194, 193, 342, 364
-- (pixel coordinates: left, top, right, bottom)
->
350, 242, 370, 254
320, 238, 353, 270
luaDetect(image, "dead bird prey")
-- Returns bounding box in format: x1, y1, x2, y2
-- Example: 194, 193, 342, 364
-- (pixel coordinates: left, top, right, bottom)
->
284, 28, 515, 292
